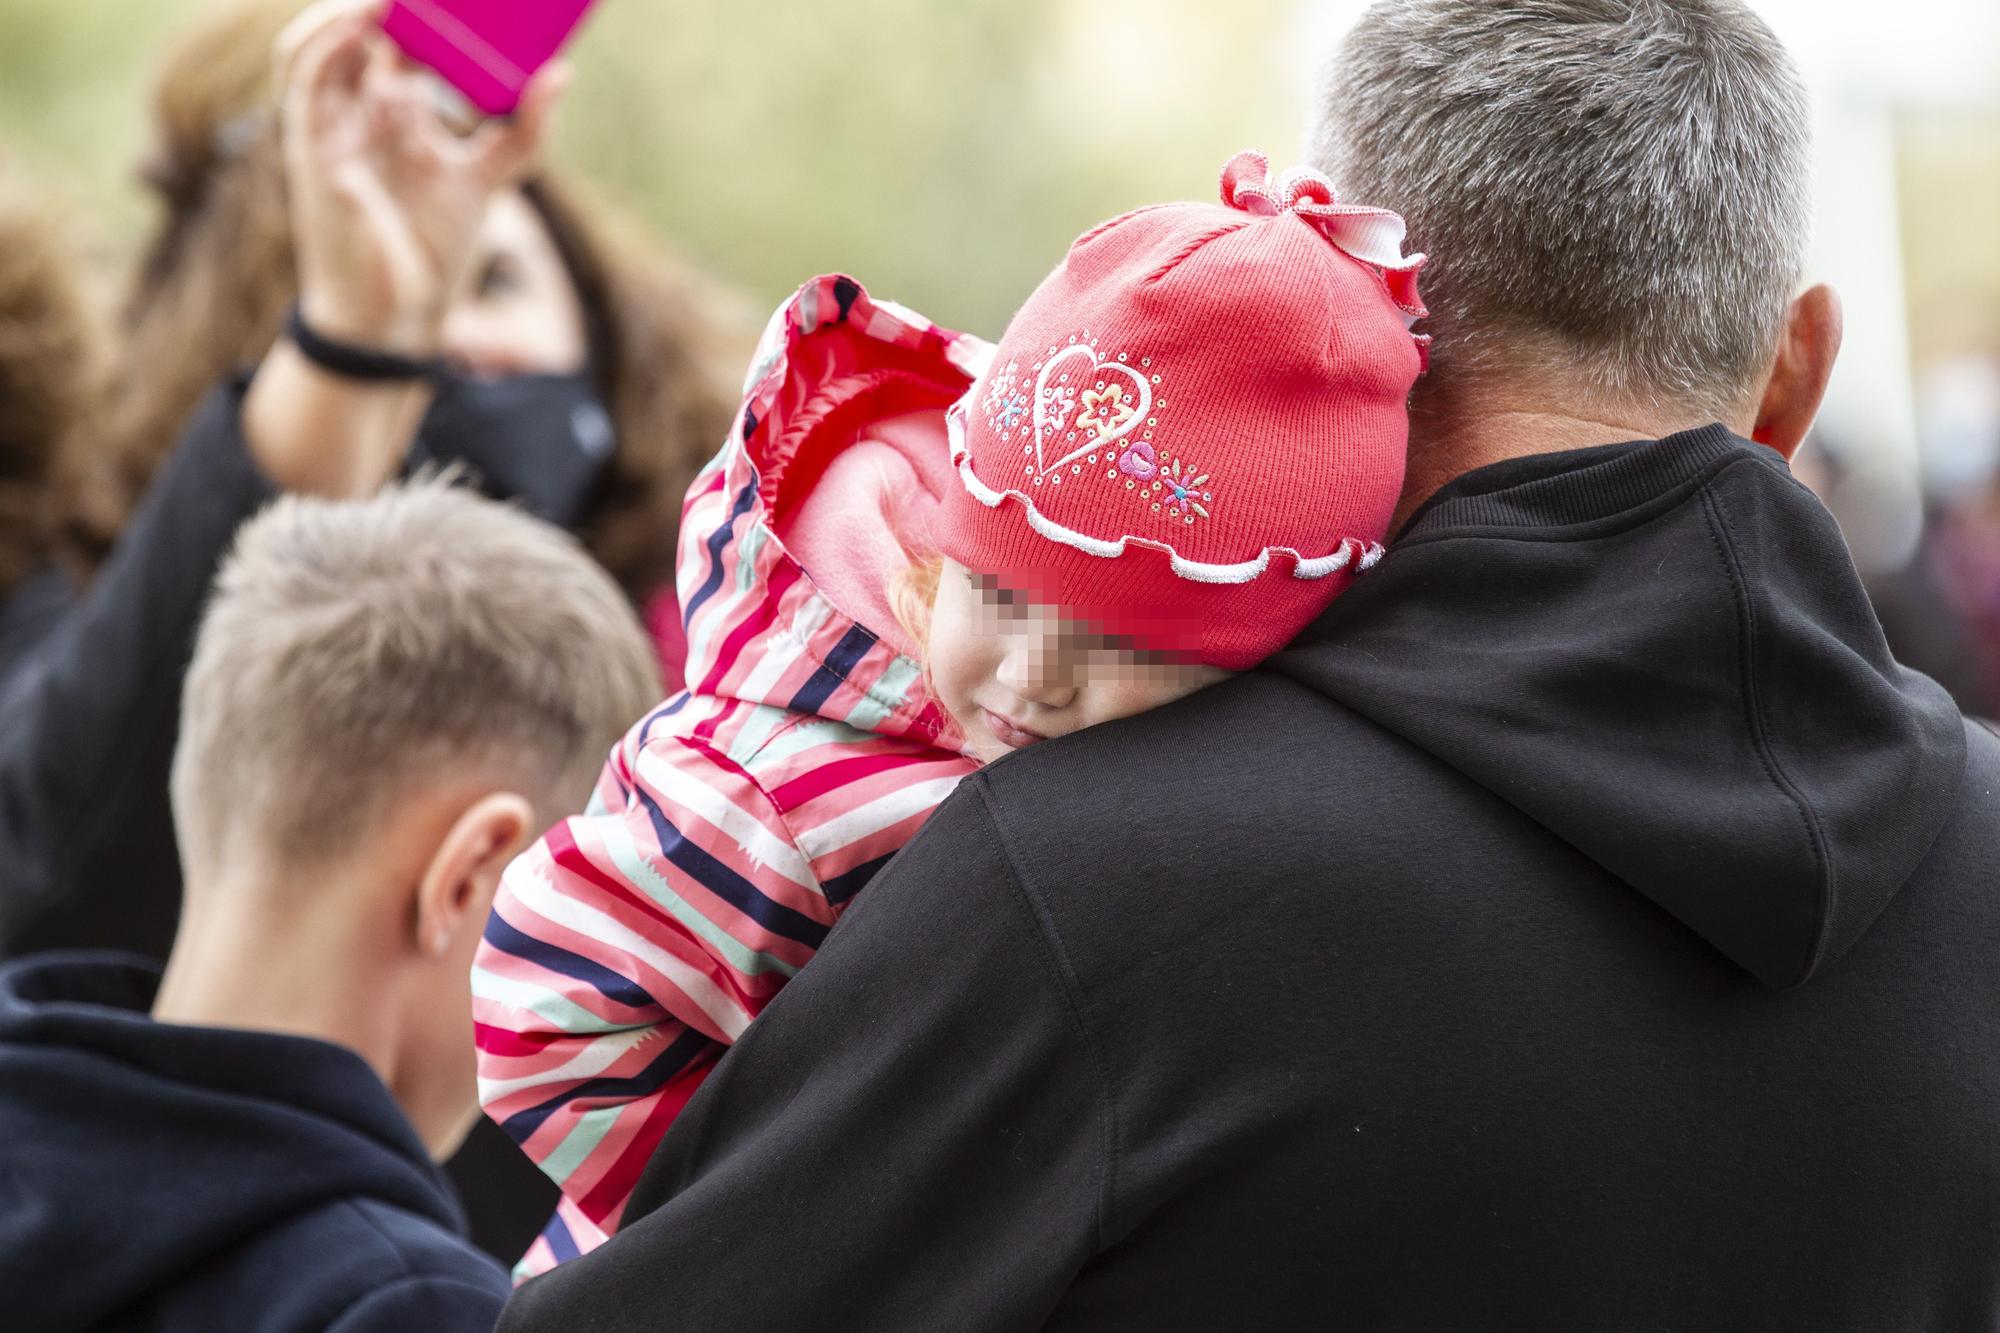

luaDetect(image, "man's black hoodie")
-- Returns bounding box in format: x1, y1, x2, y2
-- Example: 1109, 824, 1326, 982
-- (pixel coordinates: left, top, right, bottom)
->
0, 952, 508, 1332
499, 428, 2000, 1332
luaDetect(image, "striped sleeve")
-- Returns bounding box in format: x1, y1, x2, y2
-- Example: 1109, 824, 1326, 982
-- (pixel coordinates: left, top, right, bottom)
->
471, 714, 837, 1250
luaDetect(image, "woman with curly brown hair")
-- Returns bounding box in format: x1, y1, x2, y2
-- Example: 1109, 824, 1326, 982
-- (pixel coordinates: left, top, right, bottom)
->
0, 181, 100, 668
7, 0, 742, 947
63, 0, 744, 615
0, 0, 744, 1263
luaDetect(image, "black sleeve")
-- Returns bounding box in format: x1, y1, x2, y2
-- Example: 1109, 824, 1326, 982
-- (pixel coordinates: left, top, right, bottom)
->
496, 780, 1109, 1333
0, 377, 274, 951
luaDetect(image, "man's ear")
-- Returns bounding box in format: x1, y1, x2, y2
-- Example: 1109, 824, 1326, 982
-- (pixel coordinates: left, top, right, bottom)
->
1750, 283, 1843, 461
413, 792, 536, 960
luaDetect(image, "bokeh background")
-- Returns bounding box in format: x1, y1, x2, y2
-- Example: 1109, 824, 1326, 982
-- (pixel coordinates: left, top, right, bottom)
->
5, 0, 2000, 695
1, 0, 1321, 337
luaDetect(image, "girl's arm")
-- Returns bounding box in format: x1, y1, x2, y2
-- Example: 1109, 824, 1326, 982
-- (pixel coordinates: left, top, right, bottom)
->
472, 704, 838, 1263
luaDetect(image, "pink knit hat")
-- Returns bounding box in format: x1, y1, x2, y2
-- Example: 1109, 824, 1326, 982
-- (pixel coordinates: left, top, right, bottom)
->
936, 151, 1428, 669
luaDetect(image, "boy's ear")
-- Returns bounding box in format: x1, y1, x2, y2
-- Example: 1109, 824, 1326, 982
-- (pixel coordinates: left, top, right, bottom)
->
413, 792, 537, 959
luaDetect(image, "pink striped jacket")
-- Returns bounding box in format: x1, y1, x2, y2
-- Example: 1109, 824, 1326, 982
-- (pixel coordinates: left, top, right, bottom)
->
473, 276, 991, 1277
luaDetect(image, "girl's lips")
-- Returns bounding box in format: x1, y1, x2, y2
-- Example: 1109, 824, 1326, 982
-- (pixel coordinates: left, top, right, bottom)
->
980, 708, 1046, 750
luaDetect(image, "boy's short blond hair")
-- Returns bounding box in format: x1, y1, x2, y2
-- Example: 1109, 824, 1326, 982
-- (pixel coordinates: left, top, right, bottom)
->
171, 477, 662, 877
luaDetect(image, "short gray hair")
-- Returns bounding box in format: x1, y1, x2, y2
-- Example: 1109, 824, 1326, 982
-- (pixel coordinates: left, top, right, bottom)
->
1312, 0, 1813, 417
172, 477, 662, 877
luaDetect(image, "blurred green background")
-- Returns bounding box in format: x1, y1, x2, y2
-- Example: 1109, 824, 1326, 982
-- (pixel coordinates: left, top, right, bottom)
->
0, 0, 1315, 338
5, 0, 1999, 538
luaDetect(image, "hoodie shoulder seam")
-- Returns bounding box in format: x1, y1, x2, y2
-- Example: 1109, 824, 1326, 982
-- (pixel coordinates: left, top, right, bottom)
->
1697, 472, 1835, 983
337, 1196, 423, 1287
963, 777, 1120, 1258
331, 1196, 507, 1294
326, 1273, 505, 1332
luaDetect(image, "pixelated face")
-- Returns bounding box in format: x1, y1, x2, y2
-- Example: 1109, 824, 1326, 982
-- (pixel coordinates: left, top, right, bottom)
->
926, 558, 1230, 763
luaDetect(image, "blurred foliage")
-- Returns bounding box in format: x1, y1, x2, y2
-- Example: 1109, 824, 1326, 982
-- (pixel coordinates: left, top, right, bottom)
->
1896, 109, 2000, 368
0, 0, 1312, 336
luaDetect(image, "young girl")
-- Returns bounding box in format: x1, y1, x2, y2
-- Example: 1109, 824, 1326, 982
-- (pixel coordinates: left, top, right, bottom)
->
472, 151, 1427, 1277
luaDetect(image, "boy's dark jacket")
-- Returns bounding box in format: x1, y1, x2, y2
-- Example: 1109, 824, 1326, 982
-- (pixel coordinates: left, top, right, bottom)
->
0, 952, 508, 1332
499, 426, 2000, 1332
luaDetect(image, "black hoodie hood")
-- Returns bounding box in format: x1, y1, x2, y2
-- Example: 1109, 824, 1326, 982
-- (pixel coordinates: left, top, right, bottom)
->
1272, 425, 1966, 989
0, 952, 479, 1330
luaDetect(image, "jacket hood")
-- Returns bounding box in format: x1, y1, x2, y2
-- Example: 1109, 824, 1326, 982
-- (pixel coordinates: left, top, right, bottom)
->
674, 275, 993, 748
0, 953, 468, 1330
1273, 426, 1967, 988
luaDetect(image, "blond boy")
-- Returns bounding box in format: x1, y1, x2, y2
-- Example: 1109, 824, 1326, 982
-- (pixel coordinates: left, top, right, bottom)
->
0, 479, 657, 1332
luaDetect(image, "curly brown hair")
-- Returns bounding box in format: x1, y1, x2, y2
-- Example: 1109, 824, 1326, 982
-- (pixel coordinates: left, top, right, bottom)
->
58, 0, 748, 602
0, 181, 100, 601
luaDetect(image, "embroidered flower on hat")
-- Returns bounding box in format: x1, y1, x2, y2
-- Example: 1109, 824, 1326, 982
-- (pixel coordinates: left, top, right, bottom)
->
1039, 380, 1078, 434
1161, 458, 1212, 522
1116, 440, 1158, 481
1079, 383, 1140, 443
981, 360, 1028, 436
981, 359, 1018, 409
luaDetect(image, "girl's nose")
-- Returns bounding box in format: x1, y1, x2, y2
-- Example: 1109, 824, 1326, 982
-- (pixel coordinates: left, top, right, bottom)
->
996, 641, 1078, 709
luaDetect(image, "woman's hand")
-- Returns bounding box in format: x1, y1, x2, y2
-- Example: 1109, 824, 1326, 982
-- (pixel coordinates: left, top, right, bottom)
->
245, 0, 565, 499
274, 0, 565, 355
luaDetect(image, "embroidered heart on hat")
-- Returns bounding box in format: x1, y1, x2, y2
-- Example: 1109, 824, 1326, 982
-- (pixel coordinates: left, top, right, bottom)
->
1029, 342, 1152, 478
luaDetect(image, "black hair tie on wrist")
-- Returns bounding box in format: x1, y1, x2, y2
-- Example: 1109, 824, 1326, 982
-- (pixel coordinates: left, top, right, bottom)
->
284, 302, 445, 381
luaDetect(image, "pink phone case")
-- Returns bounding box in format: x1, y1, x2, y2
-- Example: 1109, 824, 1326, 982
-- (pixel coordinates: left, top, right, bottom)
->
381, 0, 596, 117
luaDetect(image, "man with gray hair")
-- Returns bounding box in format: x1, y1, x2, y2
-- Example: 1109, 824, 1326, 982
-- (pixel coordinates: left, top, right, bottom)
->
502, 4, 1999, 1330
1312, 0, 1831, 525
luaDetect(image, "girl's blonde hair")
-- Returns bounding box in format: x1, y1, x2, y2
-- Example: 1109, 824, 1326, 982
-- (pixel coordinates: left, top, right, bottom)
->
888, 554, 944, 660
867, 439, 948, 661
